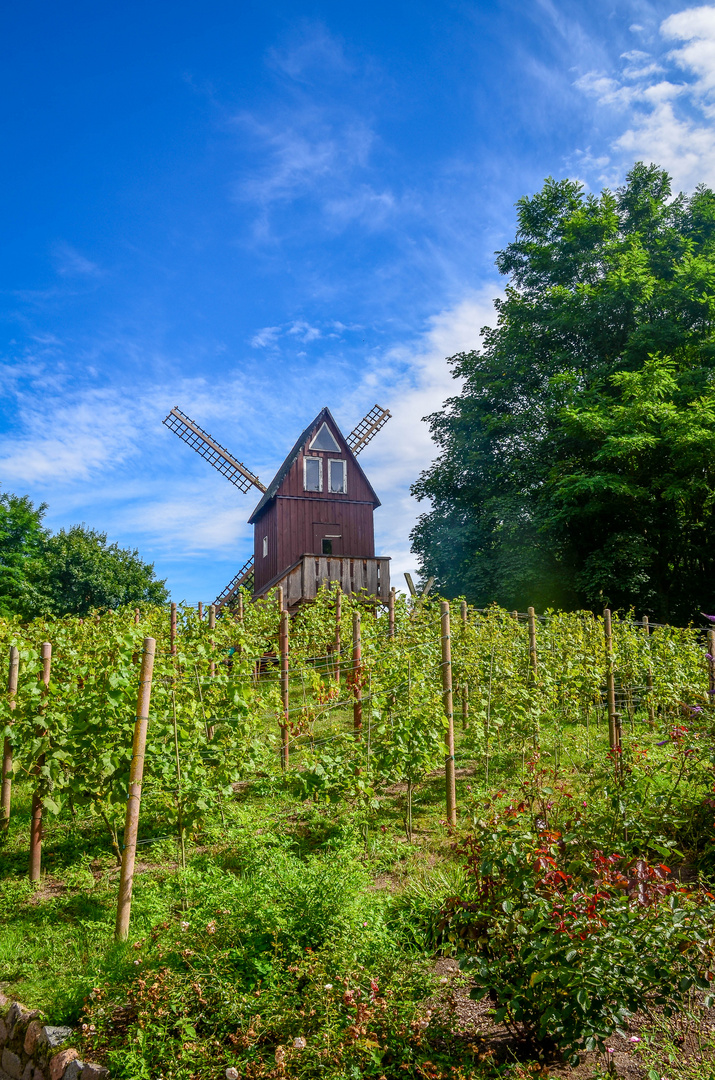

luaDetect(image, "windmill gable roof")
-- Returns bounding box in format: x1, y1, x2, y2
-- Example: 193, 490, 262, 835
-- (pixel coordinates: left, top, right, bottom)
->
248, 406, 380, 523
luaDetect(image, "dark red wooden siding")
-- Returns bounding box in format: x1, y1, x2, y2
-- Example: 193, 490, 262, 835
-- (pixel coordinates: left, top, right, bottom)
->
252, 419, 377, 594
253, 499, 279, 593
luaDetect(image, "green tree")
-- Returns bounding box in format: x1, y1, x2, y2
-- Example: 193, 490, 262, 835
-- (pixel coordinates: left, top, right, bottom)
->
29, 524, 168, 617
0, 490, 47, 616
411, 163, 715, 622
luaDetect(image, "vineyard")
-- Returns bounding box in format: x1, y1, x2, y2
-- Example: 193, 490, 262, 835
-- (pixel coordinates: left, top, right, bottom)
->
1, 588, 715, 1080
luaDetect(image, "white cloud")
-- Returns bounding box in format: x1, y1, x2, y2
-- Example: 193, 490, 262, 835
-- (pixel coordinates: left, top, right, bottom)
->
576, 4, 715, 191
343, 288, 501, 585
250, 325, 281, 348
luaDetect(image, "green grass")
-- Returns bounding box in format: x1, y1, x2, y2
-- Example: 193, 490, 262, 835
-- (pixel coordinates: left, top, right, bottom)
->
2, 707, 714, 1079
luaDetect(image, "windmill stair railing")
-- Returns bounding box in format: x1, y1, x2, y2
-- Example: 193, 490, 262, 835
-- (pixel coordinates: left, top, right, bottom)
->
215, 555, 254, 610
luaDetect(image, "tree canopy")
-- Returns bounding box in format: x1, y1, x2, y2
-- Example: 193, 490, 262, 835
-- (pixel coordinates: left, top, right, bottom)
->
0, 489, 168, 618
411, 163, 715, 623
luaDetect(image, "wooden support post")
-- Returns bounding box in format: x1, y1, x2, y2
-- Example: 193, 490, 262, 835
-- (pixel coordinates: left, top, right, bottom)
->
335, 590, 342, 683
280, 611, 289, 770
461, 600, 467, 625
527, 607, 538, 683
115, 638, 157, 941
462, 683, 469, 731
1, 647, 19, 832
388, 587, 395, 640
238, 592, 244, 622
29, 643, 51, 883
512, 610, 518, 621
352, 611, 362, 732
134, 608, 140, 625
277, 586, 284, 613
604, 609, 620, 770
441, 601, 457, 827
170, 602, 177, 656
198, 601, 203, 620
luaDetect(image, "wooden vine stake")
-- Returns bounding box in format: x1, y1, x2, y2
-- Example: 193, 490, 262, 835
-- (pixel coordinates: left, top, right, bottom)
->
388, 587, 395, 640
208, 603, 216, 679
527, 607, 538, 684
198, 601, 203, 620
29, 642, 51, 883
460, 599, 469, 730
134, 608, 140, 625
603, 609, 621, 776
1, 647, 19, 832
115, 637, 157, 941
237, 592, 244, 622
352, 611, 362, 733
280, 610, 290, 770
334, 589, 342, 683
643, 615, 656, 724
170, 602, 177, 656
708, 627, 715, 708
441, 601, 457, 826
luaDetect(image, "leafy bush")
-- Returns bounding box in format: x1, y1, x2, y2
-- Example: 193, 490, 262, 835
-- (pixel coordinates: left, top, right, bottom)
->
447, 809, 714, 1061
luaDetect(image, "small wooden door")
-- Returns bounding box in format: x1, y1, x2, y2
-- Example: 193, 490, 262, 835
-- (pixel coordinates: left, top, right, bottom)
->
312, 523, 343, 556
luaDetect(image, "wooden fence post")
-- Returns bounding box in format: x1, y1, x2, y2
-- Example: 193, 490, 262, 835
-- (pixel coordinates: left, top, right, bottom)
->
280, 611, 289, 770
198, 601, 203, 620
388, 587, 395, 640
115, 638, 157, 941
604, 609, 621, 774
170, 603, 177, 656
29, 642, 51, 883
335, 589, 342, 683
441, 601, 457, 827
1, 647, 19, 832
527, 607, 538, 684
352, 611, 362, 732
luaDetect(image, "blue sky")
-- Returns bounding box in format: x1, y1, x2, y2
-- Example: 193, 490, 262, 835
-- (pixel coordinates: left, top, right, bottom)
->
2, 0, 715, 602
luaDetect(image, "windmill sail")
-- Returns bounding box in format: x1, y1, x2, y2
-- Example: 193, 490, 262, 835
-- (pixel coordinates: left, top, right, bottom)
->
347, 404, 391, 456
163, 407, 266, 494
215, 555, 254, 610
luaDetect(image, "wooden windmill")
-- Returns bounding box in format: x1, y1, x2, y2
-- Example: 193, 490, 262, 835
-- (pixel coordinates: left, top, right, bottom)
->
163, 404, 392, 610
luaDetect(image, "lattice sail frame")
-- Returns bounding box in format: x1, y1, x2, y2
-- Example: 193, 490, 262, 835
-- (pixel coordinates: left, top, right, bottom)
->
347, 404, 391, 456
162, 407, 266, 494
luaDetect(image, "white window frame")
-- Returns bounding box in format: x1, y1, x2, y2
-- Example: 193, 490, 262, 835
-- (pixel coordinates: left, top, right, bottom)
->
328, 458, 347, 494
303, 455, 323, 492
262, 535, 268, 558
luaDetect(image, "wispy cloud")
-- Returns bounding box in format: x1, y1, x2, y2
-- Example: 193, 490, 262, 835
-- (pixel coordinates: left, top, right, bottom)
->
576, 4, 715, 190
52, 242, 103, 278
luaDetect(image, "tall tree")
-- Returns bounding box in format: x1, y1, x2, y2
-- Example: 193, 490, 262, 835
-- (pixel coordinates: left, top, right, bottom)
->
411, 164, 715, 623
0, 490, 47, 617
0, 488, 168, 618
29, 525, 168, 617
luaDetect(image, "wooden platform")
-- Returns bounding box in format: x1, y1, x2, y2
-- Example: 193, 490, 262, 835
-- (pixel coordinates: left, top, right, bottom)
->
253, 553, 390, 608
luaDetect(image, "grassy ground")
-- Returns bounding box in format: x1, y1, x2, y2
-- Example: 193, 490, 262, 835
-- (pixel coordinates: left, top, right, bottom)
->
2, 708, 715, 1080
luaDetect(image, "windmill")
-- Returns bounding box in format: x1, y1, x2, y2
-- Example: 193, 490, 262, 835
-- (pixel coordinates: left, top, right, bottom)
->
163, 403, 392, 610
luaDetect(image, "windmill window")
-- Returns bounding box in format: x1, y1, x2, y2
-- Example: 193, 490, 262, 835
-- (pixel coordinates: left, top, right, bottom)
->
262, 536, 268, 558
329, 459, 347, 494
304, 456, 322, 492
309, 423, 340, 452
